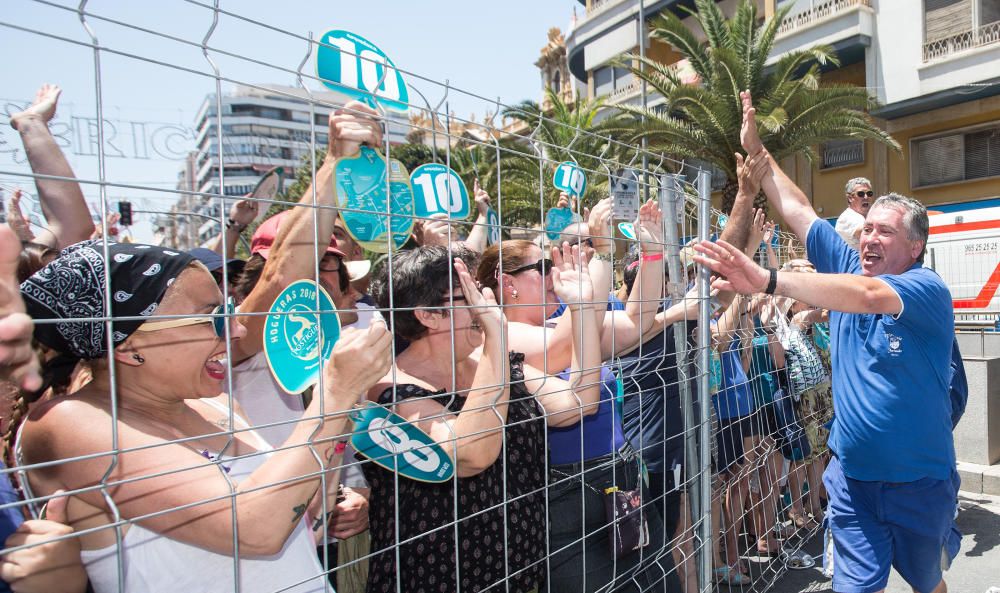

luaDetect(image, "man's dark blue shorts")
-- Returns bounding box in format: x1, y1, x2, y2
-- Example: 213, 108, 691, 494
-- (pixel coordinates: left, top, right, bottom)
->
823, 456, 962, 593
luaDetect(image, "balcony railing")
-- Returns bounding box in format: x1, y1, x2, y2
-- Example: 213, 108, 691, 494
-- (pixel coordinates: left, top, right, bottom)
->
820, 139, 865, 169
586, 0, 625, 17
607, 79, 641, 102
923, 20, 1000, 62
777, 0, 872, 36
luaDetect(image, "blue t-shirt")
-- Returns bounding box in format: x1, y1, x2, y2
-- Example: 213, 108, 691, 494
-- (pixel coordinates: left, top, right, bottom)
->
807, 220, 955, 482
0, 462, 24, 593
711, 325, 753, 421
548, 366, 627, 465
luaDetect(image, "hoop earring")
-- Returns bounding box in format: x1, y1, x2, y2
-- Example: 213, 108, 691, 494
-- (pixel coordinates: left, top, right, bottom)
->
132, 354, 145, 364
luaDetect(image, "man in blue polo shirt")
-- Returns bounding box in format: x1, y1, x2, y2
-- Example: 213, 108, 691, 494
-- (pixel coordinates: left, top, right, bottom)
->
690, 91, 959, 593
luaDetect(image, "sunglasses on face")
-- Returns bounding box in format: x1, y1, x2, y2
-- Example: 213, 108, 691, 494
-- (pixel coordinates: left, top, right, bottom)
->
509, 258, 553, 276
136, 297, 237, 338
853, 190, 874, 198
319, 261, 351, 291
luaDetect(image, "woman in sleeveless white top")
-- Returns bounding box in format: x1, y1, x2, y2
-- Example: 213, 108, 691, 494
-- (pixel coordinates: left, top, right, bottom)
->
16, 262, 393, 593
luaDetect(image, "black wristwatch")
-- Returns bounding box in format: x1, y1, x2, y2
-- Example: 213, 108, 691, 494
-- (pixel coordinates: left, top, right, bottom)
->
764, 267, 778, 295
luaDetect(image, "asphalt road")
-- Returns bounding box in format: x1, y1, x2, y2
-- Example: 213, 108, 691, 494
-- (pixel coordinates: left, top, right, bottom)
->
762, 492, 1000, 593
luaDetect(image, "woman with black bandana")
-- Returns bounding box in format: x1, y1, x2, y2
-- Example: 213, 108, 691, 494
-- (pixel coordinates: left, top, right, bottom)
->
13, 240, 392, 593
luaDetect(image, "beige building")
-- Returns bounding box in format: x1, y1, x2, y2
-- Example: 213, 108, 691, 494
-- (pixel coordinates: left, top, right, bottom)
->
564, 0, 1000, 217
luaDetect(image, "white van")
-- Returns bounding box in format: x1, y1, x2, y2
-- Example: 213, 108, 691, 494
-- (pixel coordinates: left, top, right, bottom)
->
925, 199, 1000, 328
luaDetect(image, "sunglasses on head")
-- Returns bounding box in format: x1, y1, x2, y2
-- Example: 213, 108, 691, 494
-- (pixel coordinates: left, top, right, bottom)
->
854, 190, 874, 198
509, 258, 553, 276
136, 296, 237, 338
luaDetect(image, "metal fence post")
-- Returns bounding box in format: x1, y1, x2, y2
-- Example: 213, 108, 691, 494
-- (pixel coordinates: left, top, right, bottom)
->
696, 168, 713, 593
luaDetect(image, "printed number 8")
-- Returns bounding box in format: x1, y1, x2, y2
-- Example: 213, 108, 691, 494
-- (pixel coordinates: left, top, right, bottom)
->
368, 416, 441, 472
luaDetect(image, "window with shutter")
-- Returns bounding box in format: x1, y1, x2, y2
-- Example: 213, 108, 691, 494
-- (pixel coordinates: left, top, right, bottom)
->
912, 123, 1000, 186
820, 139, 865, 169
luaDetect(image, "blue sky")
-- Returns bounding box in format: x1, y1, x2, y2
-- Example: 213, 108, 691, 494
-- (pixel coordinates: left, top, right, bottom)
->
0, 0, 579, 240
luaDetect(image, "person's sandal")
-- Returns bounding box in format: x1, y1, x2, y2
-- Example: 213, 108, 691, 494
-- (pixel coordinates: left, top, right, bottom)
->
714, 565, 751, 586
788, 510, 809, 529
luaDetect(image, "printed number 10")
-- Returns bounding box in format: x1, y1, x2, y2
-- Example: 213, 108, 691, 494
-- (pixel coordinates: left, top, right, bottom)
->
413, 172, 463, 214
557, 164, 584, 195
328, 36, 401, 102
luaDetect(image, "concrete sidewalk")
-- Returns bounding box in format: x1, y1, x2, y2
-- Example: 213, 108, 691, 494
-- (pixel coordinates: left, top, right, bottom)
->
766, 491, 1000, 593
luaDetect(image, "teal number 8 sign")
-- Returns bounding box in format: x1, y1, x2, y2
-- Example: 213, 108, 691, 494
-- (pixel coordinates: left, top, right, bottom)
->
486, 208, 501, 246
317, 30, 409, 113
552, 161, 587, 197
351, 403, 455, 483
410, 164, 470, 219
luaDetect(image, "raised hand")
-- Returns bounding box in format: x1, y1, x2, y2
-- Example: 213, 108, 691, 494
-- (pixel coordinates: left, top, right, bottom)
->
473, 179, 491, 217
587, 197, 613, 255
551, 242, 594, 306
736, 147, 770, 199
413, 213, 451, 247
323, 323, 393, 408
691, 239, 769, 296
327, 101, 383, 161
762, 221, 775, 245
9, 84, 61, 131
556, 192, 571, 210
747, 208, 767, 251
453, 257, 504, 335
740, 89, 763, 156
6, 189, 34, 243
0, 225, 42, 391
636, 198, 664, 253
229, 197, 259, 228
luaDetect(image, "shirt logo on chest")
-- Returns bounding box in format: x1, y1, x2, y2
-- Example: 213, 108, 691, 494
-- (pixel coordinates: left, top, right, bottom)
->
886, 332, 903, 356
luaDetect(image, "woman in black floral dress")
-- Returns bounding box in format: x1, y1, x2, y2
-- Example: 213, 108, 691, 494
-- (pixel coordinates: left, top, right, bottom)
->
364, 244, 603, 593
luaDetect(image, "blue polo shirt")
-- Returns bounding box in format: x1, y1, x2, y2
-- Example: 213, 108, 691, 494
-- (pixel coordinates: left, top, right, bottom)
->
807, 220, 954, 482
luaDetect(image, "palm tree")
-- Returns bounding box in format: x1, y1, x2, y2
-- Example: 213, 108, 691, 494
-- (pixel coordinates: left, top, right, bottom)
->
603, 0, 900, 213
502, 88, 617, 214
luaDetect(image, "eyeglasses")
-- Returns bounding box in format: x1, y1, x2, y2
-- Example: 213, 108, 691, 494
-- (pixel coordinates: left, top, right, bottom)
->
135, 297, 236, 338
318, 262, 350, 291
508, 258, 553, 276
853, 190, 874, 198
438, 294, 467, 304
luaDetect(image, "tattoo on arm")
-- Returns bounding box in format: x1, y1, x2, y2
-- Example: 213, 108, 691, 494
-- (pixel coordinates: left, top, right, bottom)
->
292, 503, 308, 524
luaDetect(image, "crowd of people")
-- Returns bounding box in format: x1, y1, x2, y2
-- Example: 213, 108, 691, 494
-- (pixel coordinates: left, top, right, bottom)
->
0, 83, 963, 593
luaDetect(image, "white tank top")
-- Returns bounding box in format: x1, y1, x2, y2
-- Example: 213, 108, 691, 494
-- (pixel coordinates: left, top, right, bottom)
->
27, 399, 330, 593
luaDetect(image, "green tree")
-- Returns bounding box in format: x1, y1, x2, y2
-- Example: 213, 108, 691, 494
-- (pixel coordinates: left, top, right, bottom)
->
502, 88, 618, 217
603, 0, 899, 213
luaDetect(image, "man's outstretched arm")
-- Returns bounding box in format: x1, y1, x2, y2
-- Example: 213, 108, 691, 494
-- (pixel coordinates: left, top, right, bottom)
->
739, 90, 818, 243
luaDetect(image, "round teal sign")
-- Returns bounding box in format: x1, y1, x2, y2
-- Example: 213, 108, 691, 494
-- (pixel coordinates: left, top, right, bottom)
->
334, 146, 415, 253
409, 163, 470, 219
264, 280, 341, 395
351, 403, 455, 483
486, 208, 501, 246
618, 222, 637, 241
552, 161, 587, 197
545, 207, 582, 241
316, 30, 409, 112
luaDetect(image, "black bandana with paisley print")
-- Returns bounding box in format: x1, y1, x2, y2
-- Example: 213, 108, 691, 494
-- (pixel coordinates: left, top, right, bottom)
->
21, 240, 195, 361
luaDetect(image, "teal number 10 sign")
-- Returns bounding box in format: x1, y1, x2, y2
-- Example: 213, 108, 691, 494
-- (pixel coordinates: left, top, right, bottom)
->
317, 30, 409, 112
552, 161, 587, 197
410, 164, 470, 219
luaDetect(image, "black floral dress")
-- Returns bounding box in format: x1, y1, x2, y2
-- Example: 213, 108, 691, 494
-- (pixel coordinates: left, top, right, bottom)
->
363, 353, 547, 593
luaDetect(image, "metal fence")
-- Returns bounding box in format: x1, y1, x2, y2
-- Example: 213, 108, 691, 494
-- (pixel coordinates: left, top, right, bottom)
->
0, 2, 833, 593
